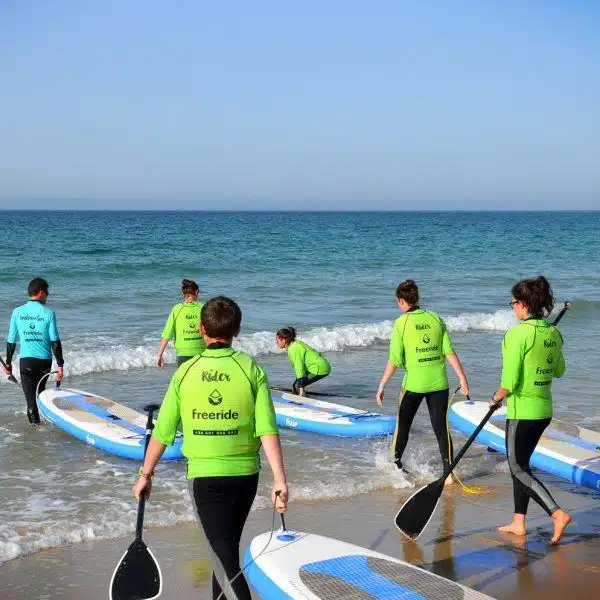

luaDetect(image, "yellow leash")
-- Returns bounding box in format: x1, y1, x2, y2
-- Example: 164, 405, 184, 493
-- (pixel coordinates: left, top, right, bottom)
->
447, 388, 491, 496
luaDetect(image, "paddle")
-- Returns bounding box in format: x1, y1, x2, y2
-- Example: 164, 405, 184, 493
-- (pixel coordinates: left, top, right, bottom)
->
0, 356, 18, 384
395, 301, 571, 540
110, 403, 163, 600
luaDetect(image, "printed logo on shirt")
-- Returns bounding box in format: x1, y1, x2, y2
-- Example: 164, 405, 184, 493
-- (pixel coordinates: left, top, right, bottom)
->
547, 353, 554, 365
416, 323, 431, 330
544, 340, 557, 348
202, 370, 231, 382
29, 323, 36, 330
208, 389, 223, 406
422, 334, 431, 344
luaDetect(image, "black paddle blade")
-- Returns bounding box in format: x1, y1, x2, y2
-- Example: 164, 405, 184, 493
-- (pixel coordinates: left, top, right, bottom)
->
110, 539, 162, 600
395, 478, 444, 540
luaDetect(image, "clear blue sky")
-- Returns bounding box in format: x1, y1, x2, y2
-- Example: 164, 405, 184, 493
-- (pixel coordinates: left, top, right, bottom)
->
1, 0, 599, 209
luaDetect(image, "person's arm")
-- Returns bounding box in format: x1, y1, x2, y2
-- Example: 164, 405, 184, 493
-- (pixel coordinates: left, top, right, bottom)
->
48, 312, 64, 380
4, 312, 18, 373
255, 366, 288, 512
157, 308, 176, 367
377, 319, 403, 406
132, 373, 181, 499
446, 354, 469, 396
491, 329, 525, 406
289, 344, 307, 379
554, 333, 566, 379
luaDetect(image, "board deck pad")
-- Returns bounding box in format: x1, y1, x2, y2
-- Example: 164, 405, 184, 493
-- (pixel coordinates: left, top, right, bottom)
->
449, 400, 600, 492
245, 531, 495, 599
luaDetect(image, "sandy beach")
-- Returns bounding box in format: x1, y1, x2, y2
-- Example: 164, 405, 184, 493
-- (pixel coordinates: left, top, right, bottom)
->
2, 469, 599, 600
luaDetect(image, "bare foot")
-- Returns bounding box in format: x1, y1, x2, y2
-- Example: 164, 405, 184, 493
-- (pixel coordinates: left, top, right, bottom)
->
444, 474, 455, 487
550, 510, 572, 545
498, 522, 527, 536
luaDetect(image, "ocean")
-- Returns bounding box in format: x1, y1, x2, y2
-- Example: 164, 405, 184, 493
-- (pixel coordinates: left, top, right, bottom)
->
0, 210, 599, 564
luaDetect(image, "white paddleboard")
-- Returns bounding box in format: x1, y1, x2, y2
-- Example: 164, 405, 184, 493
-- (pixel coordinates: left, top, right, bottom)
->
38, 387, 183, 460
245, 530, 495, 599
449, 400, 600, 492
271, 390, 396, 437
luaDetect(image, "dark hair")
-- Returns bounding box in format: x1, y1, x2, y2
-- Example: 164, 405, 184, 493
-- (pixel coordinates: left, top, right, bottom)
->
201, 296, 242, 338
512, 275, 554, 317
276, 327, 297, 344
181, 279, 199, 295
395, 279, 419, 306
28, 277, 49, 297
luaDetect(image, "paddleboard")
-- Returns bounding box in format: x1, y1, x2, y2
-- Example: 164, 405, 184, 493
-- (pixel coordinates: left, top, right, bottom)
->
449, 400, 600, 492
271, 390, 396, 437
245, 530, 495, 599
38, 387, 183, 460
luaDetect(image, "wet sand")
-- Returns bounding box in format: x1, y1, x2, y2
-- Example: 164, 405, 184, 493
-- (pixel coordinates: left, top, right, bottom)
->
1, 471, 599, 600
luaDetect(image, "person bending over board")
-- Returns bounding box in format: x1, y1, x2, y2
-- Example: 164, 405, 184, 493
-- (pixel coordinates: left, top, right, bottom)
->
156, 278, 206, 368
134, 296, 288, 600
490, 275, 571, 544
3, 278, 64, 424
275, 327, 331, 397
376, 280, 469, 485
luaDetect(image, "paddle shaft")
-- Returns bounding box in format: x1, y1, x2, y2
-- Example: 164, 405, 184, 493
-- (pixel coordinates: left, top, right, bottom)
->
441, 301, 571, 482
135, 408, 156, 542
0, 356, 18, 384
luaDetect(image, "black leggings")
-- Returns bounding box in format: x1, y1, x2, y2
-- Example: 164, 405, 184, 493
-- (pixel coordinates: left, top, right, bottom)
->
392, 388, 452, 472
292, 372, 328, 393
189, 473, 259, 600
19, 358, 52, 424
506, 419, 559, 516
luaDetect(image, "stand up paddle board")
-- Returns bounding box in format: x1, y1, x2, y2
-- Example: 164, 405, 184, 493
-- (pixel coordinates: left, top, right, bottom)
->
271, 390, 395, 437
245, 530, 495, 599
38, 387, 183, 460
449, 400, 600, 492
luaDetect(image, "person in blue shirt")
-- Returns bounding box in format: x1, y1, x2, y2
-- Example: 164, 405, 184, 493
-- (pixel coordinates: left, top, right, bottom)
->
3, 278, 64, 424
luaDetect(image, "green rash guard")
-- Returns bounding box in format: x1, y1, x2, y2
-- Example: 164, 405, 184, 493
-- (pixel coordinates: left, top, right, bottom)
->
389, 309, 455, 394
161, 302, 206, 357
152, 346, 279, 478
287, 340, 331, 378
501, 318, 565, 420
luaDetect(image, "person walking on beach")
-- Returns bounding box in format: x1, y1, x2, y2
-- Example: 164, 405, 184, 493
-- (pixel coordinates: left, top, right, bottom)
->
376, 280, 469, 485
135, 296, 288, 600
157, 279, 206, 368
490, 275, 571, 544
3, 278, 64, 424
275, 327, 331, 396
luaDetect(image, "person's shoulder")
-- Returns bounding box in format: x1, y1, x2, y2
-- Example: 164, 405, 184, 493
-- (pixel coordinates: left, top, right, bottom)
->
504, 321, 531, 342
393, 313, 408, 327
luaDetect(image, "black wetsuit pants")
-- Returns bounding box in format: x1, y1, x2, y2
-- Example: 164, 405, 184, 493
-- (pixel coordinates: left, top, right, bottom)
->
292, 373, 328, 393
392, 388, 453, 472
189, 473, 259, 600
506, 418, 559, 516
19, 358, 52, 424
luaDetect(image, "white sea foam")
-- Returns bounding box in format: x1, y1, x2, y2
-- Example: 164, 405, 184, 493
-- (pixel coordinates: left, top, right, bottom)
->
0, 309, 515, 384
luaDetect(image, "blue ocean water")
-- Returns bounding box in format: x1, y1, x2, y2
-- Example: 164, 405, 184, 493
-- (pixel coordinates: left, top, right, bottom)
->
0, 210, 599, 562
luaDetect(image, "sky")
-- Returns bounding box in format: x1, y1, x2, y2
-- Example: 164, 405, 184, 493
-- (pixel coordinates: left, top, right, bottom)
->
1, 0, 599, 210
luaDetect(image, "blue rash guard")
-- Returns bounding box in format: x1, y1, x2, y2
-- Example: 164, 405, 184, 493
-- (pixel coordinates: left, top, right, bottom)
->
7, 301, 61, 361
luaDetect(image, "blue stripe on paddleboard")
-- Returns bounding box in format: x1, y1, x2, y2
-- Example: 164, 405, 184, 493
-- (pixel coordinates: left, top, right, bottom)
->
60, 393, 147, 437
244, 547, 294, 599
490, 413, 600, 452
450, 407, 600, 492
302, 555, 426, 599
272, 395, 378, 420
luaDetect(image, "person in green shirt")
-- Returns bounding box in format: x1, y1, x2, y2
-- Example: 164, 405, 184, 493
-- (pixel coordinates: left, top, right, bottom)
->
275, 326, 331, 396
134, 296, 288, 600
490, 275, 571, 544
376, 280, 469, 485
157, 279, 206, 368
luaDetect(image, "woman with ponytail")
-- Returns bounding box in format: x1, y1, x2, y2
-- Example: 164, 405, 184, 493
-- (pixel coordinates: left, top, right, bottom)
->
275, 327, 331, 396
490, 275, 571, 544
157, 279, 206, 367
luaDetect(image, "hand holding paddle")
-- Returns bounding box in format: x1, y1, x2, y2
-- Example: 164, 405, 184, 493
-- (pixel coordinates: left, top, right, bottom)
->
0, 356, 18, 384
110, 403, 162, 600
395, 302, 571, 540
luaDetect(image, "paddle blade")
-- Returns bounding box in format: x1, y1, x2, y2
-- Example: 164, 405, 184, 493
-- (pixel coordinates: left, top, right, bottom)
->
110, 539, 162, 600
395, 478, 444, 540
